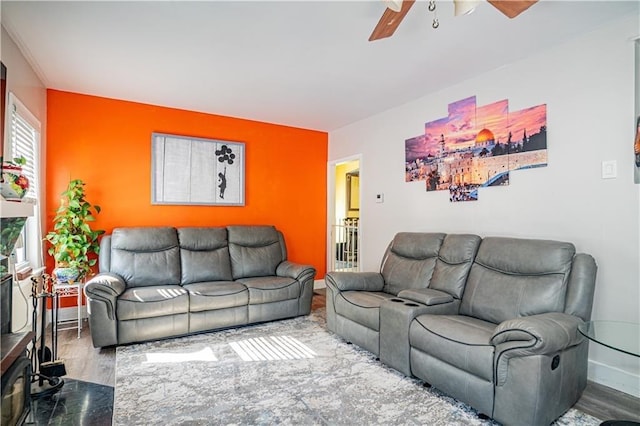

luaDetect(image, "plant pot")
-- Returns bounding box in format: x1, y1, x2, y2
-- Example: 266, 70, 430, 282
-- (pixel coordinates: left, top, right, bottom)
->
0, 164, 30, 200
53, 267, 80, 283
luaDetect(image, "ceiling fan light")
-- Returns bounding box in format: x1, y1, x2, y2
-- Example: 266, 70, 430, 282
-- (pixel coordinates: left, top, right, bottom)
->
453, 0, 481, 16
383, 0, 403, 13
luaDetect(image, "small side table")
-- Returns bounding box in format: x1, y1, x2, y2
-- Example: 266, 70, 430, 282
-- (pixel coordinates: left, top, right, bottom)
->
578, 321, 640, 426
52, 280, 83, 339
578, 321, 640, 358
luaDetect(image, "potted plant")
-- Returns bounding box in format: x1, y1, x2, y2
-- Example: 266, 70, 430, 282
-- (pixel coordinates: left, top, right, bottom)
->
45, 179, 104, 282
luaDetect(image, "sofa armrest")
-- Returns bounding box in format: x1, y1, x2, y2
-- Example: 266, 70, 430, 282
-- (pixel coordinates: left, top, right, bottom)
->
276, 261, 316, 282
84, 272, 126, 319
85, 272, 126, 297
397, 288, 454, 306
83, 272, 126, 347
325, 272, 385, 292
276, 261, 316, 316
491, 312, 583, 351
491, 312, 584, 385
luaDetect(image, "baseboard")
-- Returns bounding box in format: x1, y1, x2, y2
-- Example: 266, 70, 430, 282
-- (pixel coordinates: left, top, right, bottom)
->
588, 359, 640, 398
314, 279, 326, 290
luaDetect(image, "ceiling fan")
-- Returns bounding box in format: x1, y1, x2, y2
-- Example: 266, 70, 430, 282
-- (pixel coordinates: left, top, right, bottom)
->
369, 0, 539, 41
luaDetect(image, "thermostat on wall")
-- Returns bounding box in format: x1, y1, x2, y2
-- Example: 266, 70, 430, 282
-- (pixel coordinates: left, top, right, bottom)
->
601, 160, 617, 179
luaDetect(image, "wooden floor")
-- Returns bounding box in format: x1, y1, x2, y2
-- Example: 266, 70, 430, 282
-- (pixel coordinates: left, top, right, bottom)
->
53, 290, 639, 422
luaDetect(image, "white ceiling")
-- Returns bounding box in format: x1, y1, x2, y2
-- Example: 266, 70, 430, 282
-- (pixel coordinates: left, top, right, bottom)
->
2, 1, 638, 131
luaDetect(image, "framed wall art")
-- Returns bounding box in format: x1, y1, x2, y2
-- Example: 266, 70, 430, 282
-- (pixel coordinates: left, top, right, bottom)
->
405, 95, 547, 202
346, 170, 359, 212
635, 39, 640, 184
1, 62, 6, 163
635, 115, 640, 184
152, 133, 245, 206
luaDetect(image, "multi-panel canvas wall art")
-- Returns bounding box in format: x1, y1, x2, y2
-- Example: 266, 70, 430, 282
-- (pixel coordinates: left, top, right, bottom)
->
152, 133, 245, 206
405, 96, 547, 202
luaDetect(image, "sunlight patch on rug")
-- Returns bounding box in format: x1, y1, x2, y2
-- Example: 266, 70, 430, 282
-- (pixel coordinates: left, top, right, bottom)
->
230, 336, 317, 361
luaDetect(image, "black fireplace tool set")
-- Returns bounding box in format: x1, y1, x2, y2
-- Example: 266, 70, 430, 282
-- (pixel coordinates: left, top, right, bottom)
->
29, 274, 66, 398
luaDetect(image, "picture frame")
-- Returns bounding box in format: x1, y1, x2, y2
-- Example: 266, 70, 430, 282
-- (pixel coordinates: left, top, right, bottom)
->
405, 95, 547, 202
151, 133, 245, 206
346, 171, 359, 212
634, 115, 640, 184
1, 62, 6, 163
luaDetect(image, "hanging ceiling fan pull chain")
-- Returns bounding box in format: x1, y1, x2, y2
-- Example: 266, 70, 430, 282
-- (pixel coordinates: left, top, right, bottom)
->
428, 0, 438, 29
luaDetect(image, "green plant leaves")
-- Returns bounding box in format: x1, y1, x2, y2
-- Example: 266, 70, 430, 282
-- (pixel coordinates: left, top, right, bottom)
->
44, 179, 104, 279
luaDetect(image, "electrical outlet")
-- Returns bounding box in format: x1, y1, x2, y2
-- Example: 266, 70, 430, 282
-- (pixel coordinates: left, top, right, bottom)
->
376, 193, 384, 203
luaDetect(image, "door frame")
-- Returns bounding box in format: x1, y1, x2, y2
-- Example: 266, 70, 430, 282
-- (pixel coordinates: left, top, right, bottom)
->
327, 154, 363, 274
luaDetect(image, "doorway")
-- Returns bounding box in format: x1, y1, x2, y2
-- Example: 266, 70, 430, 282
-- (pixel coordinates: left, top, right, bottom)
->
328, 157, 361, 272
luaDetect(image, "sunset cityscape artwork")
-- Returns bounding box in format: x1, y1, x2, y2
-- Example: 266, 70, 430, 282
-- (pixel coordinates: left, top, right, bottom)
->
405, 96, 547, 202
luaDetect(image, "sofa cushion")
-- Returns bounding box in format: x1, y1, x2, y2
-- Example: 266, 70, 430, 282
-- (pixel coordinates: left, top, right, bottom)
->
178, 227, 233, 284
460, 237, 575, 324
110, 227, 181, 287
183, 281, 248, 312
429, 234, 481, 299
334, 291, 395, 331
237, 276, 299, 304
410, 314, 496, 381
381, 233, 445, 295
117, 285, 189, 320
228, 226, 285, 279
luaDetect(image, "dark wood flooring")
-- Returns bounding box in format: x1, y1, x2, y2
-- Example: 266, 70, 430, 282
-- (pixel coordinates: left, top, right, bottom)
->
49, 290, 639, 423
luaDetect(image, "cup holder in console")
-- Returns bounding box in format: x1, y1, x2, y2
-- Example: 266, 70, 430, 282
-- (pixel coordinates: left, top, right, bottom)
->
389, 298, 419, 307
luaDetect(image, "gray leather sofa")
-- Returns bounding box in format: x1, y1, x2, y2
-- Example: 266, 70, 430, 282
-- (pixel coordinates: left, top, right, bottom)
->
325, 232, 597, 426
84, 225, 316, 348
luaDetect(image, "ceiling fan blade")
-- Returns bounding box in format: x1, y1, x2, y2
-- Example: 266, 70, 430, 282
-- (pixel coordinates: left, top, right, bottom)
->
369, 0, 416, 42
487, 0, 538, 18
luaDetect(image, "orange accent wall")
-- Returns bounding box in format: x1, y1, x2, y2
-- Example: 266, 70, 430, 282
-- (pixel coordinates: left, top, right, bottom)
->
46, 90, 327, 291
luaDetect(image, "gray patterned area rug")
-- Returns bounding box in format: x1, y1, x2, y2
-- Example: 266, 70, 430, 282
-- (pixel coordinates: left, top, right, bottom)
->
114, 311, 599, 425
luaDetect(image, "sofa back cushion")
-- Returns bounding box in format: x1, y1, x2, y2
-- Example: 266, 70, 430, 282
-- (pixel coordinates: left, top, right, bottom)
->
109, 227, 181, 287
429, 234, 481, 299
178, 227, 232, 284
460, 237, 575, 324
381, 233, 445, 295
228, 226, 285, 279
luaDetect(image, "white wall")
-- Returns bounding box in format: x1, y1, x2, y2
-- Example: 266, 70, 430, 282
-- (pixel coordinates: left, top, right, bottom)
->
1, 24, 47, 237
329, 15, 640, 396
1, 26, 46, 133
1, 25, 48, 330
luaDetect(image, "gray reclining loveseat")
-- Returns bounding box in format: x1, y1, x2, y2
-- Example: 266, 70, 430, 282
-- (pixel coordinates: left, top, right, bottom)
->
325, 232, 597, 426
84, 225, 316, 348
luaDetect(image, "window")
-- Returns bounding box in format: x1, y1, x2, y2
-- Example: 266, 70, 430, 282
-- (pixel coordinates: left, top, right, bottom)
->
6, 93, 42, 273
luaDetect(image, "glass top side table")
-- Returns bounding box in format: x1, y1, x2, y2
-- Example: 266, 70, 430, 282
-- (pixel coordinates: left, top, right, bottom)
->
578, 322, 639, 426
578, 321, 640, 358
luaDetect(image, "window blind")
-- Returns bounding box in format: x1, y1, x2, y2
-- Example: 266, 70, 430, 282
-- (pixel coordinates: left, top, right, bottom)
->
6, 93, 43, 272
8, 93, 40, 202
